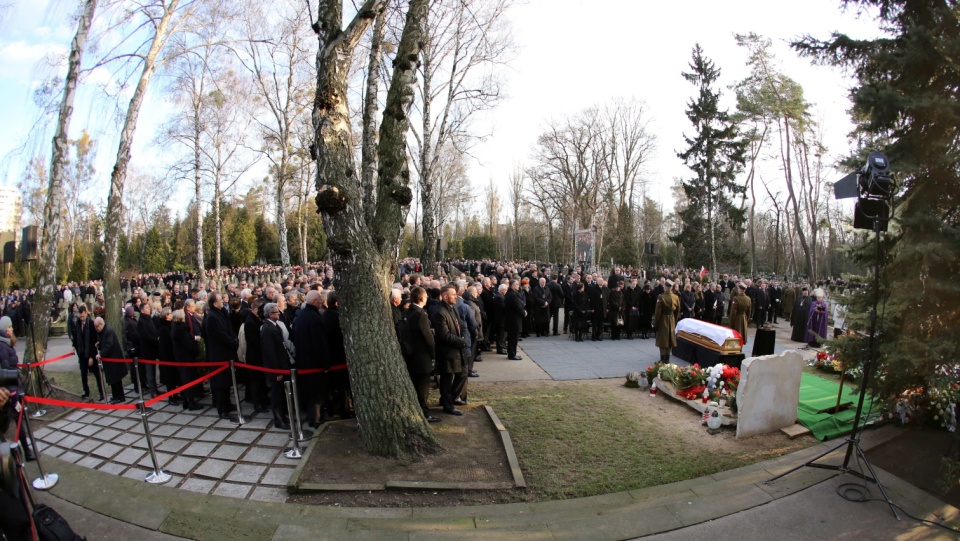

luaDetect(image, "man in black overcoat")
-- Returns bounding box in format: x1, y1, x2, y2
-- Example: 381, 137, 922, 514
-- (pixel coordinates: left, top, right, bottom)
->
432, 284, 467, 415
94, 317, 127, 404
73, 306, 103, 400
321, 292, 351, 418
503, 280, 526, 360
292, 290, 327, 427
401, 287, 439, 422
137, 303, 161, 396
202, 293, 239, 418
260, 303, 291, 429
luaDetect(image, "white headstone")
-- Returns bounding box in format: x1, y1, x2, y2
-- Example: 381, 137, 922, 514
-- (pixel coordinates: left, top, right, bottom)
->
735, 351, 804, 438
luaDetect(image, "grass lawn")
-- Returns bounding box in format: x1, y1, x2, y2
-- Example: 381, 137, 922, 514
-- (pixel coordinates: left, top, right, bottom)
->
471, 382, 813, 501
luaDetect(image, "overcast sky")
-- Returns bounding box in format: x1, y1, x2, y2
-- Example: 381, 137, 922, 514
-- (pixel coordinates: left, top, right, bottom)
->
0, 0, 882, 220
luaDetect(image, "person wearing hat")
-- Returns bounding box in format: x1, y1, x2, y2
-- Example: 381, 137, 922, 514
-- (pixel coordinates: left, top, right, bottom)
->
790, 287, 813, 342
729, 283, 752, 345
653, 279, 680, 362
781, 282, 796, 322
806, 289, 829, 347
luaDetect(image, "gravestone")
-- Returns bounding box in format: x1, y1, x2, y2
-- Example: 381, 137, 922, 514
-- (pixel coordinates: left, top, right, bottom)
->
735, 351, 804, 438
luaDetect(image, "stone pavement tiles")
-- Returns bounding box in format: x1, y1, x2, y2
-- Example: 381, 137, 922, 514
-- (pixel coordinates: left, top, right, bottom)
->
519, 334, 691, 380
33, 398, 297, 504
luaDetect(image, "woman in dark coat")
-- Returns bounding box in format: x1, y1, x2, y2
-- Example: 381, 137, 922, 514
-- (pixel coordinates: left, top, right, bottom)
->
679, 283, 696, 320
171, 310, 202, 410
607, 281, 625, 340
157, 307, 181, 406
243, 300, 269, 413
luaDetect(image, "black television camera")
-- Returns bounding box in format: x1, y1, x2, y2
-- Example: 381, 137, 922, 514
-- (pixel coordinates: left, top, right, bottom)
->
0, 369, 19, 388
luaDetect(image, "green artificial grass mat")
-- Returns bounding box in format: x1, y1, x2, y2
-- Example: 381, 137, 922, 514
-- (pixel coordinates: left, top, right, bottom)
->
797, 372, 881, 441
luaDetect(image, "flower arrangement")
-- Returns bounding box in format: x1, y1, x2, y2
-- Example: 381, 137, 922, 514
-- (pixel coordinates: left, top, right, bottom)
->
657, 363, 678, 383
645, 362, 663, 385
812, 349, 862, 380
624, 371, 642, 389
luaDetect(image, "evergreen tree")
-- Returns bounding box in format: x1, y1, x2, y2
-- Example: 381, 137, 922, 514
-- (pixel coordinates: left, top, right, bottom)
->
67, 248, 88, 283
142, 227, 167, 273
795, 0, 960, 484
225, 207, 257, 267
673, 45, 748, 276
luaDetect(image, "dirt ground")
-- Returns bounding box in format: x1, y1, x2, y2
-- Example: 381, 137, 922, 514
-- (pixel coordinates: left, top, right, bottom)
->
289, 378, 816, 507
866, 426, 960, 509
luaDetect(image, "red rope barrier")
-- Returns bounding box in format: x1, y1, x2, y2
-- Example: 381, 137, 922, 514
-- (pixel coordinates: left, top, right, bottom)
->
23, 395, 138, 411
234, 363, 347, 375
101, 358, 228, 368
144, 365, 228, 408
18, 352, 74, 369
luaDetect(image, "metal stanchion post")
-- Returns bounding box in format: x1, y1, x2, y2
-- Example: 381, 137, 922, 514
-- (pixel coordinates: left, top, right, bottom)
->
96, 357, 109, 403
28, 363, 46, 418
288, 368, 312, 440
131, 357, 151, 412
283, 381, 303, 459
137, 401, 171, 484
228, 359, 246, 425
20, 403, 58, 490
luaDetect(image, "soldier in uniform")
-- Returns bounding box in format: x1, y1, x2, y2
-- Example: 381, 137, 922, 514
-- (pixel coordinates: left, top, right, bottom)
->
653, 279, 680, 363
729, 283, 752, 345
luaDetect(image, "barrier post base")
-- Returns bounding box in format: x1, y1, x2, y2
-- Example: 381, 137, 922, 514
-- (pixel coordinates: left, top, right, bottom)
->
30, 409, 47, 418
32, 473, 59, 490
284, 446, 304, 459
145, 470, 172, 484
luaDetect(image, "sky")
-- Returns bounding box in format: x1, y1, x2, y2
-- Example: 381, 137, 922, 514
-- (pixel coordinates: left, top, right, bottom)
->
0, 0, 883, 221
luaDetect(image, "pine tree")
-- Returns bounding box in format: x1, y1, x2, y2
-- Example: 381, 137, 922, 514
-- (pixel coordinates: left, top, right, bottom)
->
673, 45, 748, 276
795, 0, 960, 485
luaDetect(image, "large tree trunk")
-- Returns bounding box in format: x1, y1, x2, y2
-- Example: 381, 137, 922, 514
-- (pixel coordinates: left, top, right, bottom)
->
104, 0, 180, 335
780, 118, 813, 276
26, 0, 98, 365
314, 0, 438, 458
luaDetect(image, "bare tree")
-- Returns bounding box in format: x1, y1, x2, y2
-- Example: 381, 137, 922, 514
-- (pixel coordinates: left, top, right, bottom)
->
99, 0, 208, 334
25, 0, 99, 366
483, 177, 501, 237
236, 0, 314, 271
410, 0, 514, 268
313, 0, 437, 457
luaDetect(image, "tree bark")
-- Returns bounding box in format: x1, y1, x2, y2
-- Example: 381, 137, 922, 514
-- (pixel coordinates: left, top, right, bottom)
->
104, 0, 182, 335
26, 0, 98, 365
314, 0, 439, 458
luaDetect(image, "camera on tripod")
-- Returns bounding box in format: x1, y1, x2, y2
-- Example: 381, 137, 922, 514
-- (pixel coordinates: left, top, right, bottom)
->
833, 151, 896, 231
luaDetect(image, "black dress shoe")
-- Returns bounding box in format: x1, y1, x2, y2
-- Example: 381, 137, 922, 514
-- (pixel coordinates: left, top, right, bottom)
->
453, 399, 468, 406
496, 350, 506, 355
217, 411, 233, 420
108, 397, 124, 405
81, 392, 90, 399
253, 405, 269, 414
508, 355, 523, 361
443, 408, 463, 416
468, 370, 479, 377
474, 357, 483, 362
426, 416, 441, 423
274, 420, 291, 430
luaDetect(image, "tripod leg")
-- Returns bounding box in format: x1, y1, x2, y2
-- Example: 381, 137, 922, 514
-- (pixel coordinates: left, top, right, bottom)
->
855, 443, 901, 520
765, 439, 850, 483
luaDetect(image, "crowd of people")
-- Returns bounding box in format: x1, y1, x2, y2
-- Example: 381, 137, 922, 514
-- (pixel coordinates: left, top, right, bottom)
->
0, 259, 843, 431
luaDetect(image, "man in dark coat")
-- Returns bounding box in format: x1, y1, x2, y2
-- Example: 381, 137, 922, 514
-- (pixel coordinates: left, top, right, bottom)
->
432, 284, 467, 415
561, 275, 576, 335
546, 276, 564, 336
260, 303, 291, 430
531, 277, 552, 337
137, 303, 161, 396
607, 280, 625, 340
790, 287, 813, 342
242, 299, 269, 412
480, 278, 497, 351
587, 275, 605, 341
122, 305, 139, 360
202, 293, 239, 418
292, 290, 327, 427
401, 287, 439, 422
72, 306, 104, 400
503, 280, 526, 360
94, 317, 128, 404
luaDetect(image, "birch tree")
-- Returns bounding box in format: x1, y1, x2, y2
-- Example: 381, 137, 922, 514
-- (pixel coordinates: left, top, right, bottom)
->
236, 0, 313, 271
410, 0, 513, 269
100, 0, 207, 334
25, 0, 98, 367
313, 0, 437, 457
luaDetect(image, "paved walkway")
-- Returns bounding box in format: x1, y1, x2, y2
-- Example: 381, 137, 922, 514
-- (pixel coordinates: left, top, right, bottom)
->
17, 325, 960, 540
